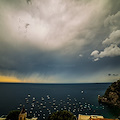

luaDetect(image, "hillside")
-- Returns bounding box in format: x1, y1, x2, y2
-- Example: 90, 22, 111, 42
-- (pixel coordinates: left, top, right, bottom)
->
98, 80, 120, 108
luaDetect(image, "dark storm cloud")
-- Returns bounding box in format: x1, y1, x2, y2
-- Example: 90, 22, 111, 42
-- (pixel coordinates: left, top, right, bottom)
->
91, 0, 120, 61
0, 0, 120, 83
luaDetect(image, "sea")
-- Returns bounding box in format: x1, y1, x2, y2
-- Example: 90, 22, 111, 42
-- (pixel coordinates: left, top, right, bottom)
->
0, 83, 120, 120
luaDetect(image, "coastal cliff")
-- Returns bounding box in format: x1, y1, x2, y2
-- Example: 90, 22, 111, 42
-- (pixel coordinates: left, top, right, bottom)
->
98, 80, 120, 108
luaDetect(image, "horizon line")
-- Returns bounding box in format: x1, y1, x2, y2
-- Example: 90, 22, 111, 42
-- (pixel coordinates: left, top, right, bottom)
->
0, 82, 112, 84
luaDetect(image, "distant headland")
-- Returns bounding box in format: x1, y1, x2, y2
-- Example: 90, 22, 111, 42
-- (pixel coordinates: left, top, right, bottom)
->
98, 80, 120, 108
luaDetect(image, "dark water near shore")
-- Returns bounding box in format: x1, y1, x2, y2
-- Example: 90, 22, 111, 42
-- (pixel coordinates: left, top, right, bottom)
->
0, 83, 120, 119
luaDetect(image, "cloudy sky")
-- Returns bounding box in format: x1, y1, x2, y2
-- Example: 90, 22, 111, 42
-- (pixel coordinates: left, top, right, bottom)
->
0, 0, 120, 83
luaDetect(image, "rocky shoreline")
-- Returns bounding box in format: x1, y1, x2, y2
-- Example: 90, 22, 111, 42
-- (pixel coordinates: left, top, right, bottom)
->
98, 80, 120, 108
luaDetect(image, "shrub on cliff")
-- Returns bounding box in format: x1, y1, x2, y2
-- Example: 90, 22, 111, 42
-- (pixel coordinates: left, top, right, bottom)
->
6, 110, 20, 120
104, 80, 120, 96
47, 110, 76, 120
99, 80, 120, 108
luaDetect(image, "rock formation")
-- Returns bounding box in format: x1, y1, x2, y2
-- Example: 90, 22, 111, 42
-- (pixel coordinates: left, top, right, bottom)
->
98, 80, 120, 108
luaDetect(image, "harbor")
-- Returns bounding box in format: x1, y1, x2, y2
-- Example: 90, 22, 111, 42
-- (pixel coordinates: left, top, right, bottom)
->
0, 83, 119, 120
16, 93, 106, 120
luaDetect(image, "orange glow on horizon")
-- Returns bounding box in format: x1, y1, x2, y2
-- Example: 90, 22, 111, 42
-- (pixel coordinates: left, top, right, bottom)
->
0, 75, 22, 83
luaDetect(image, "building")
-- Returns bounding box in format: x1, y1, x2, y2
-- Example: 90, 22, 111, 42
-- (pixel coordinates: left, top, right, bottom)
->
78, 114, 104, 120
78, 114, 119, 120
19, 107, 37, 120
90, 119, 118, 120
19, 107, 27, 120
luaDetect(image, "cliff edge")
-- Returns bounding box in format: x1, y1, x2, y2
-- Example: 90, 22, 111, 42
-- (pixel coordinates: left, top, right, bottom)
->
98, 80, 120, 108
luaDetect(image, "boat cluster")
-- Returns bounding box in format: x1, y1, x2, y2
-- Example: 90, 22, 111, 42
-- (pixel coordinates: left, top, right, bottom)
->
17, 93, 105, 120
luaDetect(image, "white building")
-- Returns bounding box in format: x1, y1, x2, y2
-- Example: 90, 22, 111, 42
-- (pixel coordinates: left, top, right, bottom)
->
78, 114, 104, 120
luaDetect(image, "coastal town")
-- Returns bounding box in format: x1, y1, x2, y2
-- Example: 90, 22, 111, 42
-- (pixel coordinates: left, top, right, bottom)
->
0, 107, 119, 120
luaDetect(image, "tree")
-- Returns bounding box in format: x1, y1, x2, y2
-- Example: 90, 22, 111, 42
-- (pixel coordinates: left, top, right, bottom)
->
6, 110, 20, 120
47, 110, 76, 120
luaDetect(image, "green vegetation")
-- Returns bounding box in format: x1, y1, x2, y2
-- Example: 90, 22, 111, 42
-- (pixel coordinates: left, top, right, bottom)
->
47, 110, 76, 120
99, 80, 120, 108
6, 110, 20, 120
104, 80, 120, 97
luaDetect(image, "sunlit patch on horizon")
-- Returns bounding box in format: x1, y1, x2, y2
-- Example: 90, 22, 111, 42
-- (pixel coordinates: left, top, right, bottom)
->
0, 75, 22, 83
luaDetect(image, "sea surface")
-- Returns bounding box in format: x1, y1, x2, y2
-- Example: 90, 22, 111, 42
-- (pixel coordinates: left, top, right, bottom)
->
0, 83, 120, 119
